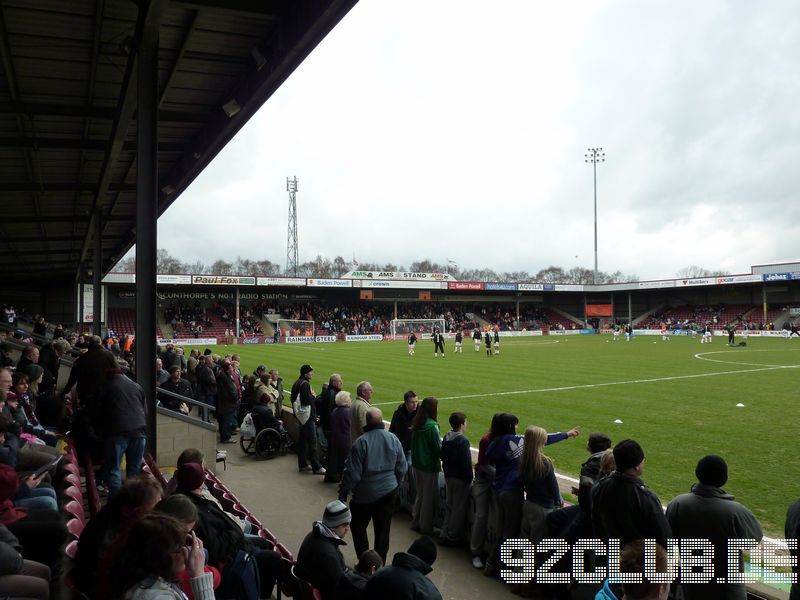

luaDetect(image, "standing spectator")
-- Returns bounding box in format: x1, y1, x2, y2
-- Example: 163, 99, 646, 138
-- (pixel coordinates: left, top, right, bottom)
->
195, 356, 217, 409
350, 381, 373, 445
388, 391, 418, 463
591, 439, 671, 549
160, 366, 191, 415
155, 358, 169, 387
409, 397, 441, 535
268, 369, 284, 414
99, 367, 147, 496
319, 373, 343, 470
291, 365, 324, 474
62, 335, 117, 427
439, 412, 472, 546
338, 407, 407, 564
469, 414, 502, 570
295, 500, 352, 600
364, 535, 443, 600
215, 361, 238, 444
186, 349, 200, 395
326, 391, 352, 484
37, 339, 69, 396
666, 455, 763, 600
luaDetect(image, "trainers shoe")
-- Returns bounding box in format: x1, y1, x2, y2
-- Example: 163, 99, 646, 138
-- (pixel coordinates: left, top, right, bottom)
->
472, 556, 485, 569
313, 467, 327, 475
299, 466, 313, 473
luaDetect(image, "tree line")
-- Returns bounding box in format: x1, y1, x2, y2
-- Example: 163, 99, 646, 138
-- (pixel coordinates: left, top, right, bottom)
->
112, 249, 728, 284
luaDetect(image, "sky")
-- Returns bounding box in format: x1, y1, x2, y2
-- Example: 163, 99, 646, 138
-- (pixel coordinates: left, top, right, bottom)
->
149, 0, 800, 281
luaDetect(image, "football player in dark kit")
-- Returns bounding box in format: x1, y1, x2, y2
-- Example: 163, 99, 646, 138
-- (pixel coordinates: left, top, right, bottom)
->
432, 327, 445, 358
407, 331, 417, 356
484, 330, 492, 357
472, 328, 482, 351
726, 323, 736, 346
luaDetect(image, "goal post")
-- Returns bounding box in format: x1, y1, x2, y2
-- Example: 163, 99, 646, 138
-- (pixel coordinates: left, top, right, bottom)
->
390, 318, 446, 340
276, 318, 315, 338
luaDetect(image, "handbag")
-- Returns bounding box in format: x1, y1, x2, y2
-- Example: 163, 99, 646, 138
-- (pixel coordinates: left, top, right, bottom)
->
292, 393, 311, 425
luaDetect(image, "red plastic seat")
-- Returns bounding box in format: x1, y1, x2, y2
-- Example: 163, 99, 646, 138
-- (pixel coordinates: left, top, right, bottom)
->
63, 472, 81, 488
66, 518, 84, 539
62, 485, 83, 504
64, 500, 86, 524
64, 540, 79, 560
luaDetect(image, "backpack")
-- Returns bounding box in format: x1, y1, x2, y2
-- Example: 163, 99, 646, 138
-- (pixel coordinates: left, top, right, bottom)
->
216, 550, 261, 600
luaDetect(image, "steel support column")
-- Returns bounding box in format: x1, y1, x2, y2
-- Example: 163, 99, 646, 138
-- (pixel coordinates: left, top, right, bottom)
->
136, 7, 160, 457
92, 212, 102, 336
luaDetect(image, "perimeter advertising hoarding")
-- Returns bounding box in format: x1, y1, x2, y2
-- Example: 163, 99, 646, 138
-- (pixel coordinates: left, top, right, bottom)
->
553, 284, 584, 292
362, 280, 445, 289
285, 336, 315, 343
256, 277, 306, 287
763, 272, 800, 282
192, 275, 255, 285
485, 282, 518, 291
306, 278, 352, 288
637, 280, 675, 289
343, 271, 454, 281
715, 274, 763, 284
518, 283, 544, 291
678, 278, 713, 286
448, 282, 484, 291
345, 334, 383, 342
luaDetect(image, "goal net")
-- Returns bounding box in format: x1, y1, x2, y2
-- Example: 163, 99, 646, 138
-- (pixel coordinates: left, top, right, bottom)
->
276, 319, 315, 338
390, 318, 446, 340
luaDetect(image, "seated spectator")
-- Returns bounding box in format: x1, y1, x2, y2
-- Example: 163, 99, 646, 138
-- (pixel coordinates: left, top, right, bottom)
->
109, 513, 214, 600
364, 535, 443, 599
296, 500, 352, 599
155, 494, 222, 599
252, 373, 280, 420
0, 523, 51, 600
0, 343, 13, 368
173, 462, 281, 599
334, 549, 382, 600
155, 358, 169, 388
0, 464, 67, 571
73, 475, 164, 596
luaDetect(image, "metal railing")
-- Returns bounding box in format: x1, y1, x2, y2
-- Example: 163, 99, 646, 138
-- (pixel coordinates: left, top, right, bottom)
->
155, 386, 216, 423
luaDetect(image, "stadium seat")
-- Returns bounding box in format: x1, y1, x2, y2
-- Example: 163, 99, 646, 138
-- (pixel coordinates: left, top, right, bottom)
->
275, 542, 293, 561
66, 517, 84, 540
258, 528, 277, 544
61, 460, 80, 477
63, 472, 81, 489
62, 485, 83, 505
64, 540, 79, 560
290, 564, 323, 600
64, 499, 86, 524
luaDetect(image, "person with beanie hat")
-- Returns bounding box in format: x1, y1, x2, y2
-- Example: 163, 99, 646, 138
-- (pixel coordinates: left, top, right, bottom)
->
666, 455, 762, 600
291, 364, 325, 474
296, 500, 351, 599
364, 535, 443, 600
591, 439, 671, 549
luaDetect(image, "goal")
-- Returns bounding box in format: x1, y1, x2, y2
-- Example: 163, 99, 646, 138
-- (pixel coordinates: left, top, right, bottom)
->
276, 318, 315, 338
390, 318, 446, 340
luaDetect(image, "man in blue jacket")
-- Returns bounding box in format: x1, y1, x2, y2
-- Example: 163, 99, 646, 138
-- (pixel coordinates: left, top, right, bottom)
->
339, 407, 407, 563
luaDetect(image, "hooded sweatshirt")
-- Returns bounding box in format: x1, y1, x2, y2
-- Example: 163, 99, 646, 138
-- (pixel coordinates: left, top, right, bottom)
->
440, 430, 473, 481
411, 419, 441, 473
364, 551, 443, 600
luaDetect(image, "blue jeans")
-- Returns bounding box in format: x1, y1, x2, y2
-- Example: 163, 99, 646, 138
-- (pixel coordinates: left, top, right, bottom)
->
297, 419, 322, 471
15, 487, 57, 511
104, 435, 146, 496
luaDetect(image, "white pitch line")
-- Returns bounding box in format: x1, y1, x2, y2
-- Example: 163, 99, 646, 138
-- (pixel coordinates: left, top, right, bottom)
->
374, 363, 798, 407
694, 348, 800, 368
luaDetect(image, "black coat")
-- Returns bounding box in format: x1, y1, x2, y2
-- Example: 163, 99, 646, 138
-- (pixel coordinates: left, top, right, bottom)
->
388, 405, 416, 454
318, 385, 340, 432
216, 372, 238, 416
184, 493, 245, 567
295, 522, 348, 600
363, 552, 442, 600
591, 471, 671, 548
99, 374, 146, 437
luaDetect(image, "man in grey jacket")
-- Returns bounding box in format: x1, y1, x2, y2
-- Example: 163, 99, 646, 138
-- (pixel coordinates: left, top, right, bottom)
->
339, 407, 407, 563
666, 455, 763, 600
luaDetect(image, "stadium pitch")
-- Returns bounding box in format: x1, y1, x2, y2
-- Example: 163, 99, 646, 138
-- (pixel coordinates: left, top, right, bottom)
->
190, 335, 799, 535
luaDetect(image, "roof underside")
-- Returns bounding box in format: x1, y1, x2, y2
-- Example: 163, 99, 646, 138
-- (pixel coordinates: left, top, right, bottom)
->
0, 0, 357, 284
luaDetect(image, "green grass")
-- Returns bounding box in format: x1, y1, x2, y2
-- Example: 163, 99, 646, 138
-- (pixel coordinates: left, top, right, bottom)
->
188, 334, 799, 536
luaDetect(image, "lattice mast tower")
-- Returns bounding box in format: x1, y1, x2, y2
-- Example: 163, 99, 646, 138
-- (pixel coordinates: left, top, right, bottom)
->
286, 176, 299, 276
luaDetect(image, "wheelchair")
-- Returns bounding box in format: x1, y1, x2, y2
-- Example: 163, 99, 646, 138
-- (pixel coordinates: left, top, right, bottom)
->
239, 406, 291, 460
